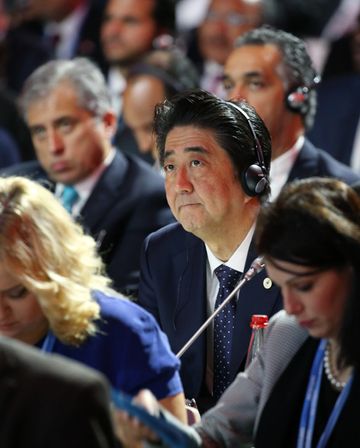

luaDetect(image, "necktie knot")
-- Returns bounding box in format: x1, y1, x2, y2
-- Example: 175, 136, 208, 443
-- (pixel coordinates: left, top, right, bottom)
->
61, 185, 79, 213
214, 265, 241, 293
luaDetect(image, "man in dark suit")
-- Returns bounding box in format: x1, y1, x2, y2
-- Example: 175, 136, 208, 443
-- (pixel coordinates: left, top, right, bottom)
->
0, 336, 115, 447
223, 26, 359, 198
3, 0, 107, 94
3, 57, 173, 296
137, 89, 283, 411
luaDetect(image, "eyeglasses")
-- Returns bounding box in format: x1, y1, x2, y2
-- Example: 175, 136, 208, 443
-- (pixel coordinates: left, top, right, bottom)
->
205, 11, 257, 27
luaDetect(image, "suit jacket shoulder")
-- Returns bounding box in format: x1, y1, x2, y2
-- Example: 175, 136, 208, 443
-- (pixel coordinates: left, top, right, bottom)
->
0, 337, 115, 448
81, 152, 173, 294
288, 138, 360, 185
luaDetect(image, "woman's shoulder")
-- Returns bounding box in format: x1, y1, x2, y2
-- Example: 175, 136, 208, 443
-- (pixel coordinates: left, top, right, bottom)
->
267, 310, 303, 334
265, 311, 309, 354
92, 290, 158, 330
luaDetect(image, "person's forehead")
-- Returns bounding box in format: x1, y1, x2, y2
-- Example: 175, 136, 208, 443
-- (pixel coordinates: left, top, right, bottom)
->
164, 126, 228, 156
208, 0, 261, 15
27, 83, 81, 110
106, 0, 155, 18
228, 44, 282, 70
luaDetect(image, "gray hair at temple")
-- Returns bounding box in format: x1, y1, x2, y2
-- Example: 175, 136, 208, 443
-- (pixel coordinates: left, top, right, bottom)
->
20, 57, 113, 119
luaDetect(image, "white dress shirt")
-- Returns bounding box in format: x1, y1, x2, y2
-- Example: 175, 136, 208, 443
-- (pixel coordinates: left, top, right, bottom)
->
269, 135, 304, 201
107, 68, 127, 115
45, 3, 89, 59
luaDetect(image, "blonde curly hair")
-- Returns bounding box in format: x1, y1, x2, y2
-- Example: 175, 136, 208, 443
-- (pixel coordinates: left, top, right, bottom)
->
0, 176, 112, 345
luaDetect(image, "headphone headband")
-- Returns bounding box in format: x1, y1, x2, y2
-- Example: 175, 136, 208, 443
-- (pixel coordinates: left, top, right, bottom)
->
228, 101, 269, 197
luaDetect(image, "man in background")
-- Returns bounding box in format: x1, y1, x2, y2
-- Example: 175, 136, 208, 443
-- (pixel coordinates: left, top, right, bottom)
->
121, 47, 199, 165
223, 25, 359, 199
100, 0, 176, 114
2, 0, 106, 93
3, 57, 173, 296
186, 0, 263, 97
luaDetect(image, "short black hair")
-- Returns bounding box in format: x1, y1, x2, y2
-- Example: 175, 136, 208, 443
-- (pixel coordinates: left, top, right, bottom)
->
154, 89, 271, 200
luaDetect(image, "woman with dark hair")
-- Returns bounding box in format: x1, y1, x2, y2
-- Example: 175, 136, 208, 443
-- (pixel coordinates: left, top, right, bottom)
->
113, 176, 360, 447
251, 176, 360, 446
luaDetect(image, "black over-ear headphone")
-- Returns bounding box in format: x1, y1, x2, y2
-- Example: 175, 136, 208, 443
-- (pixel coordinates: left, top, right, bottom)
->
286, 75, 321, 115
229, 102, 270, 197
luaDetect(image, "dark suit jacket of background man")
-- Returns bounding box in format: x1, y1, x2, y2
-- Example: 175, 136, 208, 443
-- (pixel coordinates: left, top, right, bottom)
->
137, 138, 359, 401
0, 336, 115, 448
2, 151, 174, 296
306, 75, 360, 168
287, 137, 360, 184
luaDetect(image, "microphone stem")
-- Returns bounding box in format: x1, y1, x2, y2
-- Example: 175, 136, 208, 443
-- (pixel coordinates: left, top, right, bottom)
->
176, 256, 265, 358
176, 276, 247, 358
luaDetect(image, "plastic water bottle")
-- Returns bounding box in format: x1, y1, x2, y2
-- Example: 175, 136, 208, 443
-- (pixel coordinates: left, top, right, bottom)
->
245, 314, 268, 369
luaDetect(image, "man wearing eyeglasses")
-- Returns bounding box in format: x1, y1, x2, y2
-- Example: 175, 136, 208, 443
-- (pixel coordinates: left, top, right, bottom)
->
187, 0, 263, 98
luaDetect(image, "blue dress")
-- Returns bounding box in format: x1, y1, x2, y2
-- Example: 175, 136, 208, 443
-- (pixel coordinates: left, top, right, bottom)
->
51, 291, 183, 400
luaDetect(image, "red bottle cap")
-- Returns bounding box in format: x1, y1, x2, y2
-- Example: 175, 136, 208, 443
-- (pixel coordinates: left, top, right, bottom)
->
250, 314, 268, 328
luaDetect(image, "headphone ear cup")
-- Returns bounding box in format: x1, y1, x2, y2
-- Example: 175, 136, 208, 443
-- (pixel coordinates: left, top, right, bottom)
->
286, 86, 309, 114
241, 164, 268, 197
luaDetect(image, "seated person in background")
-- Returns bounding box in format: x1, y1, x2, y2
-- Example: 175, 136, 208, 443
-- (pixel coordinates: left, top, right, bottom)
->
114, 177, 360, 447
223, 26, 360, 199
2, 57, 173, 296
0, 176, 186, 423
185, 0, 263, 98
0, 336, 115, 448
121, 47, 199, 166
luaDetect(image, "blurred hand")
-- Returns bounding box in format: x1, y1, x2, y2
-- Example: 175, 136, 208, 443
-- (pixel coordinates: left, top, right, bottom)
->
113, 389, 161, 448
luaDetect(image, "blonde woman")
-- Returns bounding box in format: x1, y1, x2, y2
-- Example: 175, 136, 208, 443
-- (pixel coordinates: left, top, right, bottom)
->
0, 176, 186, 422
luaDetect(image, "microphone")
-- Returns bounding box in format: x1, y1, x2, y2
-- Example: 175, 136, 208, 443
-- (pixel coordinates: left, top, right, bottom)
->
176, 256, 265, 358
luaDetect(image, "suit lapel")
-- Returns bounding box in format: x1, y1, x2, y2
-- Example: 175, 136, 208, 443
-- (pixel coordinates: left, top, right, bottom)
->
173, 232, 207, 336
79, 151, 128, 232
287, 139, 320, 182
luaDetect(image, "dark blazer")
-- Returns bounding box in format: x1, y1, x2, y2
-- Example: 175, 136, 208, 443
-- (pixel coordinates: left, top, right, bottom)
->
4, 0, 107, 94
288, 137, 360, 184
138, 223, 283, 400
0, 336, 115, 448
0, 88, 35, 161
306, 75, 360, 167
2, 151, 174, 295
